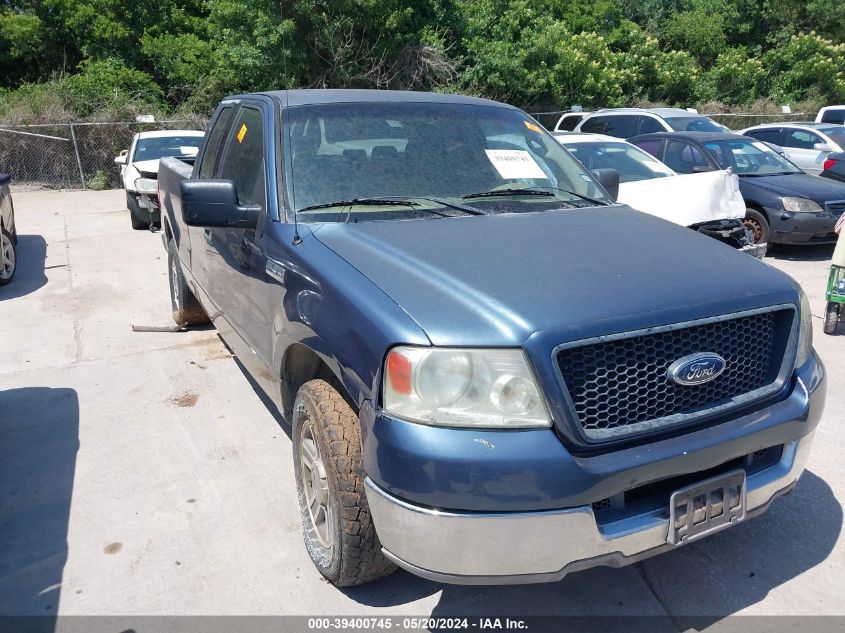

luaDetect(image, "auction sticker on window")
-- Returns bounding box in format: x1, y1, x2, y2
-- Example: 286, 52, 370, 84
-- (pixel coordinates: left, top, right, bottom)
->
485, 149, 546, 179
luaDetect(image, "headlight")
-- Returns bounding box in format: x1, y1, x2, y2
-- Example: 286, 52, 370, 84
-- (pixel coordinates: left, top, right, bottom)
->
795, 291, 813, 367
782, 197, 823, 213
383, 347, 551, 428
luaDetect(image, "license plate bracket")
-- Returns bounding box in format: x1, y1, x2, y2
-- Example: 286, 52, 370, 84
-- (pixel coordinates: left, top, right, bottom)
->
667, 469, 746, 545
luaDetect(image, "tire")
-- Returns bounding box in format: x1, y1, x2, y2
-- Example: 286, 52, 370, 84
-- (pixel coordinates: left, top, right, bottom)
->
127, 192, 149, 230
824, 303, 840, 335
167, 238, 209, 325
292, 379, 396, 587
743, 208, 770, 246
0, 224, 16, 286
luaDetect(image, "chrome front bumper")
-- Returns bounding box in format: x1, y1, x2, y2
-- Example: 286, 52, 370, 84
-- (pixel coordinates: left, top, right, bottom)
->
366, 431, 814, 585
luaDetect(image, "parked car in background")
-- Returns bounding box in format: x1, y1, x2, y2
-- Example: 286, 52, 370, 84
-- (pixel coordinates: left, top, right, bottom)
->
816, 106, 845, 125
630, 131, 845, 246
574, 108, 729, 138
553, 111, 591, 132
0, 173, 17, 286
115, 130, 204, 230
740, 122, 845, 175
820, 151, 845, 183
157, 89, 824, 587
554, 133, 763, 256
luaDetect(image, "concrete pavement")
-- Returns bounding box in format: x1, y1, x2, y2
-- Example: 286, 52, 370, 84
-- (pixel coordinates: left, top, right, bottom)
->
0, 190, 842, 621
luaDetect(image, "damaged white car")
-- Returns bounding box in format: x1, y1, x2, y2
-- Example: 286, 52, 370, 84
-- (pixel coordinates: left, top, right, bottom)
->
555, 132, 765, 257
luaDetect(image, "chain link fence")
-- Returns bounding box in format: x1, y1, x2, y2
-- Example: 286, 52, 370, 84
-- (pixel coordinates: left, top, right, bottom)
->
0, 118, 208, 190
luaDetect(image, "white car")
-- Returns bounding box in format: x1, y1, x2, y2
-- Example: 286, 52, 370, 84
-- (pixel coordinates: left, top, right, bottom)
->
740, 122, 845, 176
555, 133, 764, 256
115, 130, 204, 230
573, 108, 729, 138
816, 105, 845, 125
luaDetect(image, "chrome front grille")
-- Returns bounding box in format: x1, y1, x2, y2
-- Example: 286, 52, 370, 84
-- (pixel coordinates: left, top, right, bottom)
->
556, 307, 795, 441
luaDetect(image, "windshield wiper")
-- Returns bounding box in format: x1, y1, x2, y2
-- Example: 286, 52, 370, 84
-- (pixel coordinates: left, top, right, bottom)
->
297, 198, 421, 212
462, 186, 609, 206
298, 196, 484, 218
462, 187, 556, 200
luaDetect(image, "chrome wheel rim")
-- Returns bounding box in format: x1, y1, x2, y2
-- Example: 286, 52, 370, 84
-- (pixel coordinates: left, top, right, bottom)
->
299, 420, 333, 549
170, 257, 179, 307
0, 231, 14, 280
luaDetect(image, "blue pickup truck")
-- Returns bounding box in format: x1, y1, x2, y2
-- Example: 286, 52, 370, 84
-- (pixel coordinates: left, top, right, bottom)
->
157, 90, 825, 587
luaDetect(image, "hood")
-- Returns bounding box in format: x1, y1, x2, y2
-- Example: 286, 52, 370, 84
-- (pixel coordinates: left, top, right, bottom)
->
618, 170, 744, 226
741, 172, 845, 203
130, 159, 161, 175
313, 207, 799, 347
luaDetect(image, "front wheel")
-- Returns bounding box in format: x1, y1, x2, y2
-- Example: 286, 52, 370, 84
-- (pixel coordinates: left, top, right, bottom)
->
127, 192, 149, 230
292, 379, 396, 587
743, 208, 770, 245
824, 302, 840, 335
0, 225, 16, 286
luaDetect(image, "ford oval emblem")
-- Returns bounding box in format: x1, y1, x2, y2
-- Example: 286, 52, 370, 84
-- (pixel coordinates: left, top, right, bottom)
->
667, 353, 726, 386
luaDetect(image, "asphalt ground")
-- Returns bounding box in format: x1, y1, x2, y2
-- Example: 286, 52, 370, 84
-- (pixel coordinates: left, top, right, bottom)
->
1, 190, 843, 628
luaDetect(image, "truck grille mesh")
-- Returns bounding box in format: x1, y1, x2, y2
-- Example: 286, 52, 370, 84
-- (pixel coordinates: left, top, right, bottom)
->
557, 311, 787, 440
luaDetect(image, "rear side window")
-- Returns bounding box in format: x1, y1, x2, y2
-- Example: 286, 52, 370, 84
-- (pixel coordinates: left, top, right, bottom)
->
784, 129, 822, 150
583, 115, 638, 138
821, 109, 845, 124
663, 140, 710, 173
556, 114, 583, 131
744, 128, 783, 145
217, 107, 267, 207
633, 139, 663, 158
199, 106, 235, 179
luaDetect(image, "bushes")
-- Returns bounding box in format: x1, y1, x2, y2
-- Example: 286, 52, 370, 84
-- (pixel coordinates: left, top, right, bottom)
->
1, 1, 845, 118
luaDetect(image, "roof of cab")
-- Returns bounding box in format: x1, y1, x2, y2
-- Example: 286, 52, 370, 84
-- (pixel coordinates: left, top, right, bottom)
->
231, 89, 519, 109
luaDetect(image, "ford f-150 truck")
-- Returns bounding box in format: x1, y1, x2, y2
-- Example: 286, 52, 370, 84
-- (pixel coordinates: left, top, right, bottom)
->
157, 89, 825, 587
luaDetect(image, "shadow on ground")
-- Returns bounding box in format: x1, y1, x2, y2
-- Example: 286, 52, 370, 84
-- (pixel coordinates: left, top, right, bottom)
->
0, 235, 47, 300
0, 387, 78, 627
767, 243, 835, 262
341, 470, 839, 628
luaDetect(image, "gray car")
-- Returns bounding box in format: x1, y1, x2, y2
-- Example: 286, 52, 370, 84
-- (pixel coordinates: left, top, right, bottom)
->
0, 173, 16, 285
741, 122, 845, 176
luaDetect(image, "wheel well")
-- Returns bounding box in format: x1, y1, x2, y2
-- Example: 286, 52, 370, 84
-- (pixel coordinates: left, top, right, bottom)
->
281, 343, 354, 414
745, 202, 769, 222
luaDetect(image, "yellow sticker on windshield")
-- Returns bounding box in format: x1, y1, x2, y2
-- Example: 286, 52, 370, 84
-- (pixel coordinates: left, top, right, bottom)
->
237, 123, 247, 143
524, 120, 542, 133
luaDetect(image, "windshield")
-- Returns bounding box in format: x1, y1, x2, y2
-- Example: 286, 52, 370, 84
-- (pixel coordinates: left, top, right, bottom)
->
820, 126, 845, 148
134, 136, 202, 161
284, 102, 611, 222
703, 139, 802, 175
664, 117, 728, 133
562, 140, 674, 183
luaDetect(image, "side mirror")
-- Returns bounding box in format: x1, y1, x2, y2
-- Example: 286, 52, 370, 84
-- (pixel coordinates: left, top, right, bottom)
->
591, 168, 619, 201
114, 151, 128, 165
0, 173, 11, 186
814, 142, 833, 153
180, 179, 260, 229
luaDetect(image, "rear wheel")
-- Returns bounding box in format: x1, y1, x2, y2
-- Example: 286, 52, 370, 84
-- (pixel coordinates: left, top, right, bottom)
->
167, 238, 209, 325
743, 208, 770, 245
824, 302, 840, 335
0, 225, 16, 286
292, 379, 396, 587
